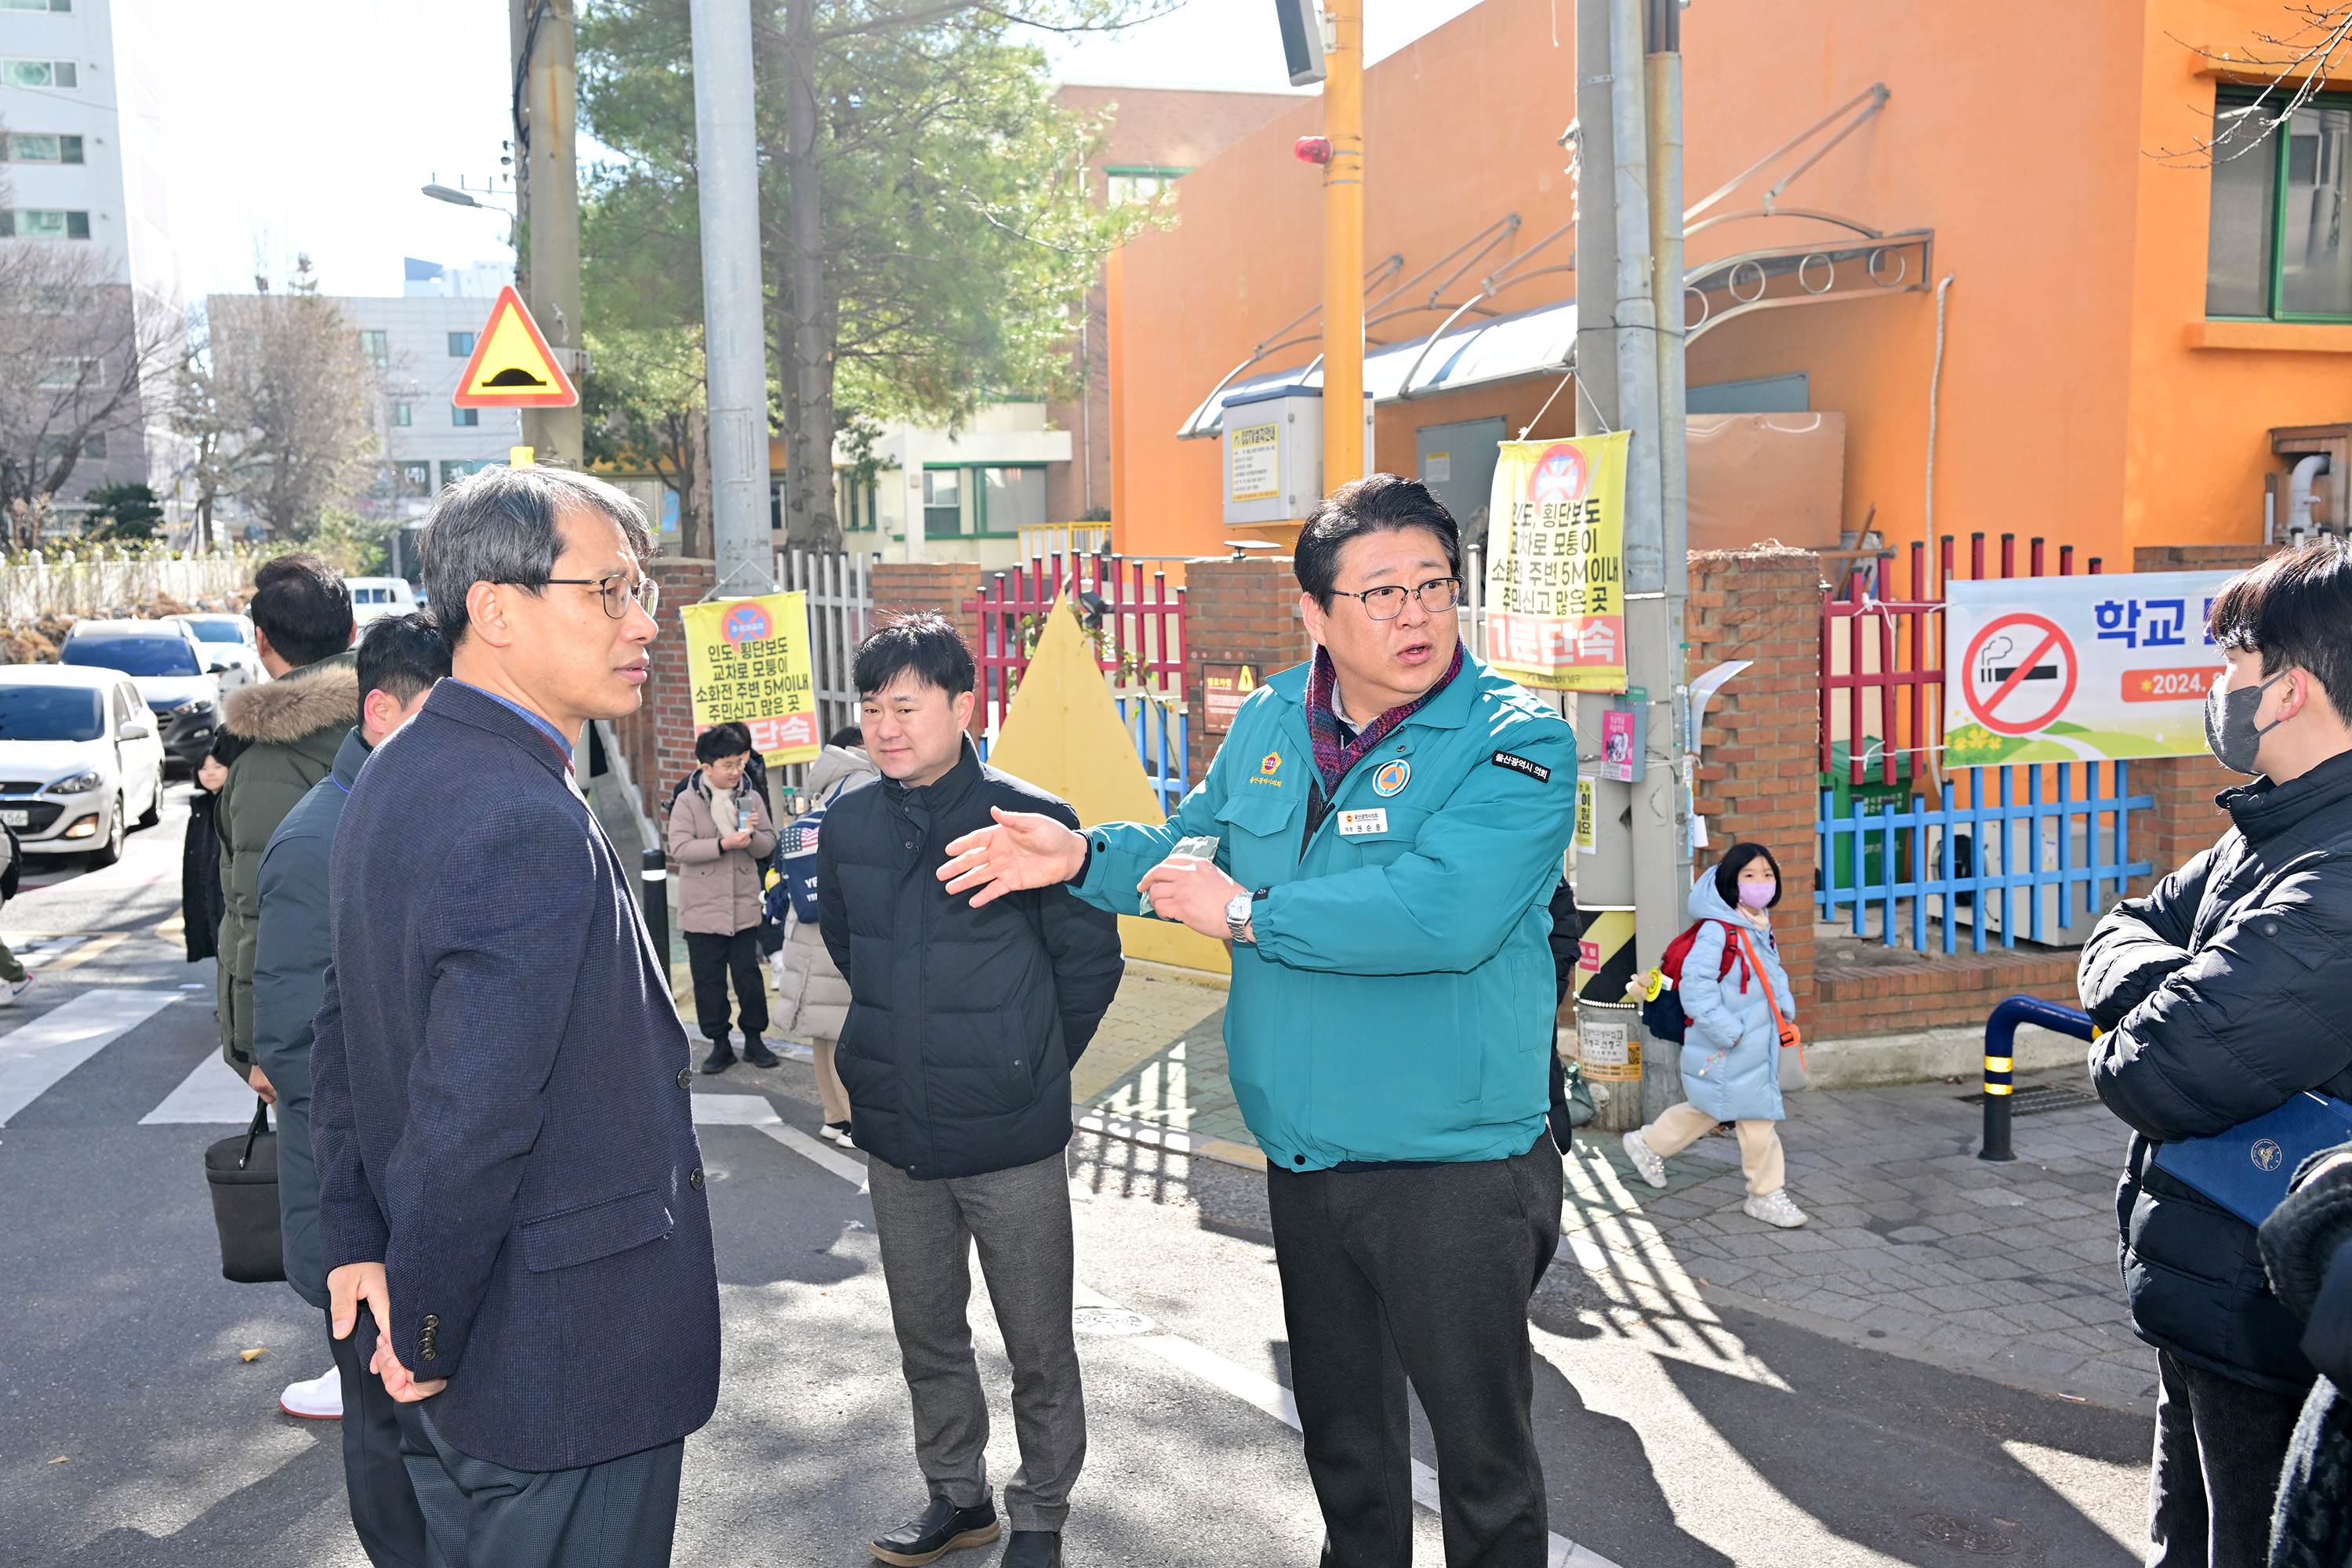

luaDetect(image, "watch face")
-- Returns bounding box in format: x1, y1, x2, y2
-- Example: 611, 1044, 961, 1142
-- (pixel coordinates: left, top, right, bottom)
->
1226, 894, 1252, 920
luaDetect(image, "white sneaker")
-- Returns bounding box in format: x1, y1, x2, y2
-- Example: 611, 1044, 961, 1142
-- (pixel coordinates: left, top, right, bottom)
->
278, 1366, 343, 1420
1743, 1189, 1809, 1229
1622, 1130, 1668, 1189
0, 975, 34, 1006
822, 1122, 855, 1149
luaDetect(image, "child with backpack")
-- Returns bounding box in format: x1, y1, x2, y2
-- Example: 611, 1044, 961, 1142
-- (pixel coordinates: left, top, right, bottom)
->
1623, 841, 1809, 1229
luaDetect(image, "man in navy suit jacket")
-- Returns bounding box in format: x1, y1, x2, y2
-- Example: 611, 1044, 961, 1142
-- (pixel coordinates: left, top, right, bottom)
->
310, 466, 718, 1566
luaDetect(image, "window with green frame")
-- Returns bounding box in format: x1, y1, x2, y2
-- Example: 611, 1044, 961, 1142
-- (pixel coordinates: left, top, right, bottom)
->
922, 463, 1047, 536
836, 471, 879, 532
2208, 89, 2352, 319
1104, 165, 1188, 205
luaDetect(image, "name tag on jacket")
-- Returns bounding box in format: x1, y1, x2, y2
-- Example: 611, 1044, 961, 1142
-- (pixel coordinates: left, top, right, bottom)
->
1338, 808, 1388, 837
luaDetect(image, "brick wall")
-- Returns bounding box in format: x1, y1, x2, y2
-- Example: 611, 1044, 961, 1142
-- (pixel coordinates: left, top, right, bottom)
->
1812, 949, 2081, 1037
870, 561, 985, 648
869, 561, 986, 731
1688, 546, 1828, 1005
1181, 555, 1312, 781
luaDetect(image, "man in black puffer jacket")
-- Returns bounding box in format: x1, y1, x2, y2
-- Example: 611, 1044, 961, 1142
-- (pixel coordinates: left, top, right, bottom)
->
2083, 539, 2352, 1568
818, 613, 1121, 1568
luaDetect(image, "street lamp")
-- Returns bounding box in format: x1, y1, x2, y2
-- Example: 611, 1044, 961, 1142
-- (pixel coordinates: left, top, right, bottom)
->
422, 183, 483, 209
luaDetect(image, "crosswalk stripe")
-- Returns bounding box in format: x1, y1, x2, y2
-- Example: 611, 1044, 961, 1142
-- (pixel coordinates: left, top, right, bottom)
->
142, 1052, 267, 1124
731, 1097, 1623, 1567
0, 989, 180, 1126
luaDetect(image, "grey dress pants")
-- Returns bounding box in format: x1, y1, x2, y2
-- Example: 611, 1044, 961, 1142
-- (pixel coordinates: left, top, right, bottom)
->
866, 1149, 1085, 1534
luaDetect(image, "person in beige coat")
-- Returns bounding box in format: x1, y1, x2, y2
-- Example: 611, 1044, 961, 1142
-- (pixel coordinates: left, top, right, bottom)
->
775, 728, 877, 1145
668, 725, 779, 1074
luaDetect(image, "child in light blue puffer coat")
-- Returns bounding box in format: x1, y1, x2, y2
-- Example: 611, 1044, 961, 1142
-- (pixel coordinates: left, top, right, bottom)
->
1622, 843, 1808, 1228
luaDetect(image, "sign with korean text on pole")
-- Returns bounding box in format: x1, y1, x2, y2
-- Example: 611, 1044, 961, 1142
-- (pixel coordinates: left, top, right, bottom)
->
1941, 570, 2238, 765
451, 285, 579, 408
681, 592, 822, 765
1482, 432, 1629, 691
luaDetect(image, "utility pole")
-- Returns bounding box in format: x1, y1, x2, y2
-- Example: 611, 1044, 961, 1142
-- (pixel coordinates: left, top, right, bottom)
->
1638, 0, 1691, 1122
1573, 0, 1690, 1127
510, 0, 583, 465
1321, 0, 1365, 494
690, 0, 776, 595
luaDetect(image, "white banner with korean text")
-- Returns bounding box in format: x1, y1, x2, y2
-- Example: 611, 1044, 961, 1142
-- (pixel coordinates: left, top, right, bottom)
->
1940, 570, 2237, 765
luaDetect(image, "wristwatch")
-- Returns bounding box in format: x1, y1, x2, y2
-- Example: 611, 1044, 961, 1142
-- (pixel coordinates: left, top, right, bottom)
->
1225, 886, 1268, 943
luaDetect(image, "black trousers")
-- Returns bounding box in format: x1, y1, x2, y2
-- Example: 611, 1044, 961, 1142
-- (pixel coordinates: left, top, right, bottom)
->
1266, 1136, 1564, 1568
328, 1308, 430, 1568
684, 927, 768, 1043
395, 1401, 684, 1568
2149, 1349, 2307, 1568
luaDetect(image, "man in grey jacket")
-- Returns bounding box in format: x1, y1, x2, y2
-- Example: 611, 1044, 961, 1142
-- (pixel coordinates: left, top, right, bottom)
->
251, 612, 448, 1565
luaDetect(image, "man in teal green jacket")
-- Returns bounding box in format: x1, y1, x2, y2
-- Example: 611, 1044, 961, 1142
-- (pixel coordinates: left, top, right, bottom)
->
942, 474, 1576, 1566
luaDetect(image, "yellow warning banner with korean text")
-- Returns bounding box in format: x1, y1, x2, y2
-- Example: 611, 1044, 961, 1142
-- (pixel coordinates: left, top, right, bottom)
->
1482, 432, 1628, 692
681, 592, 822, 765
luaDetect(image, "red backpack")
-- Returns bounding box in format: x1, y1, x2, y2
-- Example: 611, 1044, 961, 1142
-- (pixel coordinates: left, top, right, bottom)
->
1638, 920, 1747, 1044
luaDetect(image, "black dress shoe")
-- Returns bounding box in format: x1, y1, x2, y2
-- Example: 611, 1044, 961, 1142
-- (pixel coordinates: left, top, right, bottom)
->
869, 1494, 999, 1566
1000, 1531, 1062, 1568
742, 1036, 780, 1069
699, 1043, 735, 1075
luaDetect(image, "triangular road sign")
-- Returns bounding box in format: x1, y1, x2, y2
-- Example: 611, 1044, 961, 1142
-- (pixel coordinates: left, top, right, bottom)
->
452, 285, 579, 408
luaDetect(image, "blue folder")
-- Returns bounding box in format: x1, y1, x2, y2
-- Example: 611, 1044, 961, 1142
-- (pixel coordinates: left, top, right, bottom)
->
2151, 1092, 2352, 1227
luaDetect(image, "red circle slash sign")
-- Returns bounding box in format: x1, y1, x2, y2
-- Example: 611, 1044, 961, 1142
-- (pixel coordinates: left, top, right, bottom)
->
1962, 613, 2078, 737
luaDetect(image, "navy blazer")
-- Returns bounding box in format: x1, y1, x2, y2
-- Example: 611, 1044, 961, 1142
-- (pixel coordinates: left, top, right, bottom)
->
310, 680, 720, 1472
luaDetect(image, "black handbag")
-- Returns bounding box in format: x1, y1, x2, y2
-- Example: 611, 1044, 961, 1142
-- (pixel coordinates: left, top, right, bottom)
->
204, 1096, 284, 1283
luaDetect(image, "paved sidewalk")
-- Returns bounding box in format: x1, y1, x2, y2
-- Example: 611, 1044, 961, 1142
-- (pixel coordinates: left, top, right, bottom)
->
1068, 970, 1245, 1142
1581, 1065, 2153, 1412
1061, 967, 2157, 1413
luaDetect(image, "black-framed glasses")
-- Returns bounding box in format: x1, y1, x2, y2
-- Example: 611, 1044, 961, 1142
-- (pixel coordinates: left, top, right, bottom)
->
500, 573, 661, 619
1335, 576, 1461, 621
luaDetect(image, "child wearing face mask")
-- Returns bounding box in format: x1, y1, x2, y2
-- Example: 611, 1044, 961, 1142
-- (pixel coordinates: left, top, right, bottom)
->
1621, 842, 1809, 1229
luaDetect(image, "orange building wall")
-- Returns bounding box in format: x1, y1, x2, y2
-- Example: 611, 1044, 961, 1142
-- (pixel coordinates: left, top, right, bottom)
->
1111, 0, 2347, 566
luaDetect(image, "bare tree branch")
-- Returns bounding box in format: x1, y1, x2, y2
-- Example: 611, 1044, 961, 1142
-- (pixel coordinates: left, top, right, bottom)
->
2154, 7, 2352, 165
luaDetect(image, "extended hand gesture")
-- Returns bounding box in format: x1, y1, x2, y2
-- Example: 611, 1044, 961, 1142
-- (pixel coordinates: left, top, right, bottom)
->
938, 807, 1088, 908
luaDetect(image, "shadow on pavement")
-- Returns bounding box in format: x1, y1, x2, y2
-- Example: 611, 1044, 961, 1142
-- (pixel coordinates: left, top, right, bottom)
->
37, 1423, 346, 1568
1651, 1305, 2147, 1565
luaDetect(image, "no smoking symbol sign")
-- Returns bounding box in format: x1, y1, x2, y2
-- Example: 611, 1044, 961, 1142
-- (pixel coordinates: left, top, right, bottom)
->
1963, 613, 2078, 737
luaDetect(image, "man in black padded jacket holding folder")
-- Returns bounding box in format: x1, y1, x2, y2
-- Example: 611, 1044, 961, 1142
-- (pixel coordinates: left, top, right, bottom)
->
2083, 539, 2352, 1568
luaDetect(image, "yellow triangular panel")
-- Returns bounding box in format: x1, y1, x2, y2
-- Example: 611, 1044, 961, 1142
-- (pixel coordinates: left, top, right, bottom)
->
988, 599, 1230, 975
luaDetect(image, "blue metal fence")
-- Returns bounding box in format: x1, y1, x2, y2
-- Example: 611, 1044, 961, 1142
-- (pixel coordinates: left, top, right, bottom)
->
1816, 761, 2153, 953
1116, 694, 1190, 816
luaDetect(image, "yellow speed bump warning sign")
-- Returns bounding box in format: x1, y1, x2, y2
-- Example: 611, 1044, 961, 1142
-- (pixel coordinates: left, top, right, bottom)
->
452, 285, 579, 408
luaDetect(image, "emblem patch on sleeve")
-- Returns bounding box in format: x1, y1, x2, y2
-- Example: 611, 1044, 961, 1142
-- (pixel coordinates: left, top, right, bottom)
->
1490, 750, 1552, 783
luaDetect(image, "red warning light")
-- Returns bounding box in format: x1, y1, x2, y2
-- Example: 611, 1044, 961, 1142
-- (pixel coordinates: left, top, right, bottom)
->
1294, 136, 1332, 165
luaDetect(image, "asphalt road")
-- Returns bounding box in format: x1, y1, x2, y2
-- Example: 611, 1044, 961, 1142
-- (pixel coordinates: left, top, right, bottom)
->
0, 783, 2157, 1566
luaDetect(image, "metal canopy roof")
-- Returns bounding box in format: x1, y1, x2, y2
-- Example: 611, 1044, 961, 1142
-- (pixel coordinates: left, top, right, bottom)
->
1174, 225, 1933, 441
1176, 296, 1580, 441
1175, 82, 1934, 443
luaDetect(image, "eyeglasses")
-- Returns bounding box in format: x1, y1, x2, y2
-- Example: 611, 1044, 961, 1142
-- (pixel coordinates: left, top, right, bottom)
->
1334, 576, 1462, 621
500, 572, 662, 620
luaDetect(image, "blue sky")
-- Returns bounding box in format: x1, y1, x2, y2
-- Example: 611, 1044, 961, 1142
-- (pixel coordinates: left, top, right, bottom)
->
166, 0, 1486, 300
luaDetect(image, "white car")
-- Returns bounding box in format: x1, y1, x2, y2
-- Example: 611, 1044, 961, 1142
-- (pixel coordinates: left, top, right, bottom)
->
0, 664, 167, 866
347, 577, 418, 625
165, 612, 263, 695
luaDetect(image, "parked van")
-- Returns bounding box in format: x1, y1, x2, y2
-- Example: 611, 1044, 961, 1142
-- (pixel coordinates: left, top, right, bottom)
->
346, 577, 417, 625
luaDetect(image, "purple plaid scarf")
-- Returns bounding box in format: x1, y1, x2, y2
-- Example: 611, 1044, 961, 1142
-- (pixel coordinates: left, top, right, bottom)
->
1305, 640, 1466, 793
